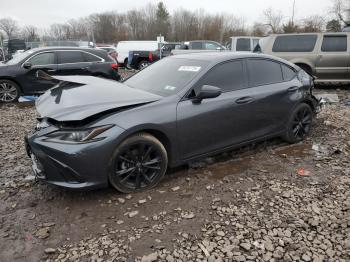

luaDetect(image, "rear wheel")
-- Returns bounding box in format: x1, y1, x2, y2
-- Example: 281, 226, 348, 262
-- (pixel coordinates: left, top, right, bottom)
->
0, 80, 20, 103
109, 133, 168, 193
138, 60, 150, 70
283, 103, 313, 143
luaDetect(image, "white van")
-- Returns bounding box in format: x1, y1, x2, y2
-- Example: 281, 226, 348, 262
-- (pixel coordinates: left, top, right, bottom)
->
228, 36, 261, 52
116, 41, 159, 66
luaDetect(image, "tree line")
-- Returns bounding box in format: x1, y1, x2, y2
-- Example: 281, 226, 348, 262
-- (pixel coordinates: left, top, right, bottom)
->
0, 0, 350, 45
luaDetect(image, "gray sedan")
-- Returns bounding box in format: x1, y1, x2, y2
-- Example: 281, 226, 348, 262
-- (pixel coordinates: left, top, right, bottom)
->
26, 52, 319, 193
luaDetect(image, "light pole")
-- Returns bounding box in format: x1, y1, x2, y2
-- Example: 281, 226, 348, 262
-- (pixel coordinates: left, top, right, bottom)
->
292, 0, 296, 26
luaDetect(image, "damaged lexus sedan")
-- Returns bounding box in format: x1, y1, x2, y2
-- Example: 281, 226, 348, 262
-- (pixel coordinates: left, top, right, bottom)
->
26, 53, 319, 193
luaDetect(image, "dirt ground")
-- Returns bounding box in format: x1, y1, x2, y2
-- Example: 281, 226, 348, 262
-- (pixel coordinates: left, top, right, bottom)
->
0, 81, 349, 261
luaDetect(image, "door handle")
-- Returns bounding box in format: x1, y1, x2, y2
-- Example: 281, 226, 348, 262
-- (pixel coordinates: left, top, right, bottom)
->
235, 96, 254, 104
287, 86, 299, 92
47, 69, 56, 72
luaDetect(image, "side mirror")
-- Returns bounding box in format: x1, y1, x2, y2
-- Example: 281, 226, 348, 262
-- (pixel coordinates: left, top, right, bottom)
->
23, 62, 32, 69
193, 85, 221, 103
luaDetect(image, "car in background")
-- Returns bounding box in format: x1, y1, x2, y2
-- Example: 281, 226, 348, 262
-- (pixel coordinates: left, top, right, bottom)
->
227, 36, 261, 52
96, 45, 118, 62
116, 41, 159, 67
26, 52, 318, 192
255, 32, 350, 84
128, 43, 181, 70
171, 40, 226, 55
0, 47, 120, 103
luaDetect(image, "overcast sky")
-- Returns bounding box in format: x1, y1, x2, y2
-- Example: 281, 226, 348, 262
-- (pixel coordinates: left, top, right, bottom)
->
0, 0, 334, 28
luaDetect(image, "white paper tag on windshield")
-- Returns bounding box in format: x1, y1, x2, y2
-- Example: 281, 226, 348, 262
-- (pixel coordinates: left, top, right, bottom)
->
178, 66, 201, 72
164, 85, 177, 91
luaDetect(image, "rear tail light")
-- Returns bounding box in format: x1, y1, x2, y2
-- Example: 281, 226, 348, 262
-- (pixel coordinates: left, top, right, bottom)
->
149, 52, 153, 62
111, 63, 118, 69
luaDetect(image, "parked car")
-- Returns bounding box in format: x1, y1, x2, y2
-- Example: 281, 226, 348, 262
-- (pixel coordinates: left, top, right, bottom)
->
116, 41, 159, 66
96, 45, 118, 62
171, 40, 226, 55
255, 32, 350, 84
26, 52, 318, 192
227, 36, 261, 52
128, 43, 181, 70
0, 47, 120, 103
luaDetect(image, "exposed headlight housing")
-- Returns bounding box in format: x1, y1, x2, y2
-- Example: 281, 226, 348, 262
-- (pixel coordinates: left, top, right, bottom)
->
44, 125, 114, 144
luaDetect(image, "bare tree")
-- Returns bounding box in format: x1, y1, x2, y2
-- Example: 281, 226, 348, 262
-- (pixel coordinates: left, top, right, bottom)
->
0, 17, 19, 39
301, 15, 325, 32
22, 25, 39, 41
263, 8, 284, 33
332, 0, 350, 26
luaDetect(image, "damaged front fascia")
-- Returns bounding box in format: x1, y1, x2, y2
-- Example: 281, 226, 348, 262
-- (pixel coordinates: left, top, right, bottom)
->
37, 102, 151, 129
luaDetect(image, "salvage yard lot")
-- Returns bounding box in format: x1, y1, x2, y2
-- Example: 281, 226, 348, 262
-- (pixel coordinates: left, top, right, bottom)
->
0, 82, 350, 261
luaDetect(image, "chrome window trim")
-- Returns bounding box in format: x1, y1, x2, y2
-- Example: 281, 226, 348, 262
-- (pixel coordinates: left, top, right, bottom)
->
21, 50, 105, 68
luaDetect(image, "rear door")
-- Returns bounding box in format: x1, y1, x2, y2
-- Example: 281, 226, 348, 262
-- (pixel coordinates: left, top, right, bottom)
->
315, 34, 349, 80
245, 58, 300, 138
20, 51, 57, 93
56, 50, 89, 76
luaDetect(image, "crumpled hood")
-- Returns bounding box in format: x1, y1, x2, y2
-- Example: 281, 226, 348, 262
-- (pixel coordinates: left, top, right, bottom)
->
36, 75, 162, 122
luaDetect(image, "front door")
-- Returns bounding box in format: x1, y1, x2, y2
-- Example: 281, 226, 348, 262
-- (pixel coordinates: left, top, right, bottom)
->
177, 60, 254, 160
20, 51, 57, 93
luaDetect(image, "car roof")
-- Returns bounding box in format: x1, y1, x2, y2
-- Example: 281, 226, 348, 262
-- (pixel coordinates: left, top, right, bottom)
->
170, 52, 299, 69
30, 47, 98, 52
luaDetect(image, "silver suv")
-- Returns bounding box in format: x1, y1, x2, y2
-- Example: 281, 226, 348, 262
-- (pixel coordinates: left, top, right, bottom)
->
256, 33, 350, 84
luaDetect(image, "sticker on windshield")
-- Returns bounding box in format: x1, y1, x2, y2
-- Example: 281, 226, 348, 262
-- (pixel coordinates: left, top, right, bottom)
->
164, 85, 177, 91
178, 66, 201, 72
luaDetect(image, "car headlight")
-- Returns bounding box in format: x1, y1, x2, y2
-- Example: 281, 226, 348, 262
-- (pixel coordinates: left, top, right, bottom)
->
44, 125, 114, 144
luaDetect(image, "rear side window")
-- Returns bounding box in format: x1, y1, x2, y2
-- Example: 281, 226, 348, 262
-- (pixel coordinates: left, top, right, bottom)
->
83, 52, 103, 62
321, 35, 347, 52
191, 42, 203, 50
273, 35, 317, 52
28, 52, 55, 65
248, 59, 283, 86
197, 60, 245, 92
57, 51, 85, 64
281, 64, 296, 81
236, 38, 251, 51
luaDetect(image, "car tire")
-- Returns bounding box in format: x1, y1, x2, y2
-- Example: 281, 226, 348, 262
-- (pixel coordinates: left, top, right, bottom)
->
109, 133, 168, 193
283, 103, 313, 143
138, 60, 150, 70
0, 79, 20, 103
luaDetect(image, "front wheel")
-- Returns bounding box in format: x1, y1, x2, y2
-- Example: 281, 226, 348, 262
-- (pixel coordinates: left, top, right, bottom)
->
109, 133, 168, 193
0, 80, 20, 103
283, 103, 313, 143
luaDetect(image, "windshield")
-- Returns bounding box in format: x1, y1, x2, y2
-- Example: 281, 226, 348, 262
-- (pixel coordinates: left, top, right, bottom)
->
124, 58, 209, 97
6, 50, 34, 65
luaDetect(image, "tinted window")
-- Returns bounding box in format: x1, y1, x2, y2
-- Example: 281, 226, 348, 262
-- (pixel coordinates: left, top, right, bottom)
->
248, 59, 283, 86
197, 60, 245, 92
281, 64, 296, 81
321, 35, 347, 52
273, 35, 317, 52
191, 42, 203, 49
83, 52, 102, 62
57, 51, 85, 64
124, 58, 209, 97
236, 38, 251, 51
28, 52, 55, 65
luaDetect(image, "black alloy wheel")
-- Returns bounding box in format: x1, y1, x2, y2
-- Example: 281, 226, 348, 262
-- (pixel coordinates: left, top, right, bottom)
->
284, 103, 313, 143
109, 133, 168, 193
0, 80, 20, 103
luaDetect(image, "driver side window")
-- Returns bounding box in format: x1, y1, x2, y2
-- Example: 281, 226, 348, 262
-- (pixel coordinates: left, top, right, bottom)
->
205, 42, 221, 50
28, 52, 55, 66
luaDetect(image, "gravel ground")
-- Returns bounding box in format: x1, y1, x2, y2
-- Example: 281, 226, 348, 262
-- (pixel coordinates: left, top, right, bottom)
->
0, 77, 349, 261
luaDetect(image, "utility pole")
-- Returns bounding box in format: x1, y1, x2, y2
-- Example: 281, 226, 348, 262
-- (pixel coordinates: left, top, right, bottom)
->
292, 0, 296, 26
